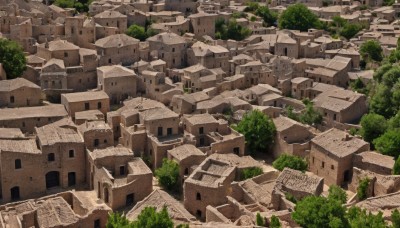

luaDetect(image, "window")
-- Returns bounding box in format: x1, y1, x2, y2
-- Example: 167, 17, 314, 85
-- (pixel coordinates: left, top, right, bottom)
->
196, 192, 201, 200
15, 159, 22, 169
331, 165, 334, 170
126, 193, 134, 206
333, 114, 337, 121
69, 150, 75, 158
184, 168, 189, 175
172, 48, 175, 52
120, 166, 125, 175
97, 102, 102, 109
322, 161, 325, 168
48, 153, 55, 161
10, 96, 15, 103
312, 157, 315, 164
158, 127, 163, 136
85, 102, 90, 110
94, 219, 101, 228
64, 52, 68, 57
199, 127, 204, 134
167, 128, 172, 135
233, 147, 240, 155
196, 210, 202, 218
94, 139, 99, 147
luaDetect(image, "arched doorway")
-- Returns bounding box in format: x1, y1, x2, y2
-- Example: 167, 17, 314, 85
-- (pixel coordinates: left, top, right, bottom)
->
46, 171, 60, 189
10, 186, 20, 201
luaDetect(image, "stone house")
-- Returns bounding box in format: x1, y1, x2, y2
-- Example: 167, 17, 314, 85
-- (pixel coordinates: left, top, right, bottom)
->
0, 78, 42, 108
36, 40, 80, 67
313, 88, 367, 126
97, 65, 138, 104
309, 128, 369, 186
88, 147, 153, 210
78, 120, 114, 151
167, 144, 206, 186
61, 91, 110, 119
65, 16, 96, 49
170, 91, 210, 114
187, 42, 230, 73
0, 191, 111, 228
165, 0, 197, 14
235, 61, 275, 87
75, 110, 105, 125
182, 65, 224, 93
147, 32, 188, 69
95, 34, 140, 66
127, 189, 196, 225
353, 151, 395, 175
188, 12, 217, 38
0, 104, 67, 133
272, 116, 314, 158
151, 17, 190, 35
291, 77, 313, 100
93, 10, 127, 33
275, 34, 299, 59
184, 158, 236, 220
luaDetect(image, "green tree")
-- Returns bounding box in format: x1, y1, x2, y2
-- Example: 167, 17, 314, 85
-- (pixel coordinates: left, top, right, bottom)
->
126, 24, 148, 41
359, 113, 388, 144
369, 84, 395, 118
328, 185, 347, 204
255, 6, 278, 26
270, 215, 281, 228
393, 156, 400, 175
244, 2, 260, 12
389, 111, 400, 130
292, 196, 348, 228
381, 66, 400, 87
373, 129, 400, 158
360, 40, 383, 62
285, 105, 299, 121
340, 23, 363, 40
155, 159, 180, 191
132, 206, 174, 228
0, 38, 26, 79
357, 177, 370, 200
240, 167, 263, 180
392, 209, 400, 228
215, 18, 251, 41
346, 206, 387, 228
106, 212, 131, 228
53, 0, 93, 12
278, 4, 321, 31
256, 212, 265, 226
272, 154, 308, 172
298, 101, 322, 126
234, 110, 276, 153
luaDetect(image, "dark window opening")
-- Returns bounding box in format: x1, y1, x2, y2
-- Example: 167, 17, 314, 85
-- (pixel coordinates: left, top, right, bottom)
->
10, 96, 14, 103
184, 168, 189, 175
126, 193, 134, 206
199, 127, 204, 134
158, 127, 163, 136
68, 172, 76, 186
46, 171, 60, 189
120, 166, 125, 175
97, 102, 102, 109
85, 102, 90, 110
48, 153, 55, 162
69, 150, 75, 158
15, 159, 21, 169
196, 192, 201, 200
94, 139, 99, 147
11, 186, 20, 201
167, 128, 172, 135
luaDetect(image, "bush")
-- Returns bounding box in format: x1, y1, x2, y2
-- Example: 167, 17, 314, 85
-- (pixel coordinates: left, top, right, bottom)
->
215, 18, 251, 41
359, 113, 388, 144
270, 215, 281, 228
155, 159, 180, 191
256, 212, 265, 226
357, 177, 370, 200
272, 154, 308, 172
278, 3, 321, 31
234, 110, 276, 153
328, 185, 347, 204
285, 192, 297, 204
373, 129, 400, 158
240, 167, 263, 180
0, 38, 26, 79
360, 40, 383, 62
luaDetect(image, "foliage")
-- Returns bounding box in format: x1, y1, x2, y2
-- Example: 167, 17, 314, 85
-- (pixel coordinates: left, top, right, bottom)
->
373, 129, 400, 158
285, 106, 299, 121
278, 3, 321, 31
0, 38, 26, 79
328, 185, 347, 204
359, 113, 388, 144
381, 66, 400, 87
54, 0, 93, 12
244, 2, 260, 12
298, 101, 322, 126
155, 159, 180, 191
389, 111, 400, 130
132, 206, 174, 228
292, 196, 348, 228
349, 128, 359, 136
270, 215, 281, 228
256, 212, 265, 226
392, 209, 400, 228
126, 24, 158, 41
346, 206, 387, 228
232, 12, 247, 19
234, 110, 276, 153
393, 156, 400, 175
339, 23, 363, 40
255, 6, 278, 26
272, 154, 308, 172
357, 178, 370, 200
215, 18, 251, 41
360, 40, 383, 62
106, 212, 131, 228
285, 192, 298, 204
369, 84, 397, 119
240, 167, 263, 180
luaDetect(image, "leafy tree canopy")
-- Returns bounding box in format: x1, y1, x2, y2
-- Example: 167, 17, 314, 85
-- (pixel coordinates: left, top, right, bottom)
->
272, 154, 308, 172
240, 167, 263, 180
106, 207, 174, 228
155, 159, 180, 191
373, 129, 400, 158
278, 4, 321, 31
328, 185, 347, 204
215, 18, 252, 41
360, 40, 383, 62
357, 177, 370, 200
359, 113, 388, 144
53, 0, 93, 12
0, 38, 26, 79
234, 110, 276, 153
